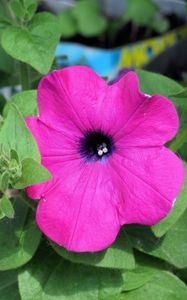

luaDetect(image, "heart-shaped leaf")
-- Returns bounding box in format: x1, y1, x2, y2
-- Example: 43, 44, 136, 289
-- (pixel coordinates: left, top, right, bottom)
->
3, 90, 38, 118
126, 207, 187, 268
0, 270, 20, 300
0, 196, 15, 219
0, 104, 40, 162
120, 271, 187, 300
52, 232, 135, 270
14, 158, 51, 189
136, 69, 183, 97
72, 0, 107, 37
0, 197, 41, 271
1, 13, 61, 74
18, 244, 123, 300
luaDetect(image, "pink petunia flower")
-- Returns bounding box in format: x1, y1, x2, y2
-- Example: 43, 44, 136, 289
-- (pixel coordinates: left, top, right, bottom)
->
25, 66, 185, 252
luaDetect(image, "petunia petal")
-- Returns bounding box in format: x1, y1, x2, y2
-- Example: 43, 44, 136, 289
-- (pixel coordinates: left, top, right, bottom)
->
109, 147, 185, 225
37, 67, 145, 137
91, 71, 146, 136
25, 117, 81, 199
25, 117, 81, 157
25, 67, 184, 253
110, 72, 178, 146
106, 71, 147, 136
36, 162, 120, 252
37, 66, 108, 132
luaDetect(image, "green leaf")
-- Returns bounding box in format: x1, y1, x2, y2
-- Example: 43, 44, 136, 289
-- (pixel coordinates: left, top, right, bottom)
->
0, 104, 40, 162
14, 158, 51, 189
0, 196, 14, 218
125, 0, 158, 27
72, 0, 107, 37
0, 2, 12, 28
0, 270, 21, 300
24, 0, 38, 20
126, 208, 187, 268
0, 196, 41, 271
58, 10, 77, 38
0, 209, 5, 220
179, 140, 187, 163
52, 232, 135, 270
120, 271, 187, 300
0, 45, 14, 74
152, 164, 187, 237
1, 13, 61, 74
170, 88, 187, 108
10, 0, 25, 19
136, 69, 183, 97
18, 243, 123, 300
0, 171, 10, 191
0, 18, 11, 37
152, 17, 170, 34
3, 90, 38, 118
123, 267, 157, 292
122, 253, 163, 291
0, 94, 6, 113
169, 130, 187, 153
10, 149, 20, 163
176, 268, 187, 282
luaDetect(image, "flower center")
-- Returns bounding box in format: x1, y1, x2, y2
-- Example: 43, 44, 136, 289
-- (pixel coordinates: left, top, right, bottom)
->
80, 131, 113, 162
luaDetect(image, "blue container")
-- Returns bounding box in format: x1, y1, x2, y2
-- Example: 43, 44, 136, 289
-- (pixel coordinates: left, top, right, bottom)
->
56, 25, 187, 81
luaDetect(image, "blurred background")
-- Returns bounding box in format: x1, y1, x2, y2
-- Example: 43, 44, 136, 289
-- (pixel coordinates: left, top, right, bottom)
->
39, 0, 187, 82
0, 0, 187, 97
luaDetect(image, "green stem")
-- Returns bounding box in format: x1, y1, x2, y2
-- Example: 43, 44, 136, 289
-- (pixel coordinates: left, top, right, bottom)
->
20, 62, 30, 90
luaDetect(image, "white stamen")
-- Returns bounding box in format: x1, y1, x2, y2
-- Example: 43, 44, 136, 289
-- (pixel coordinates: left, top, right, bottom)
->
98, 149, 103, 156
103, 147, 108, 153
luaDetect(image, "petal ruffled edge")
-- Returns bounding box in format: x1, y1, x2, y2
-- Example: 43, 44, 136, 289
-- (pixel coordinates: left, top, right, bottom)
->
109, 147, 185, 226
36, 163, 121, 252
